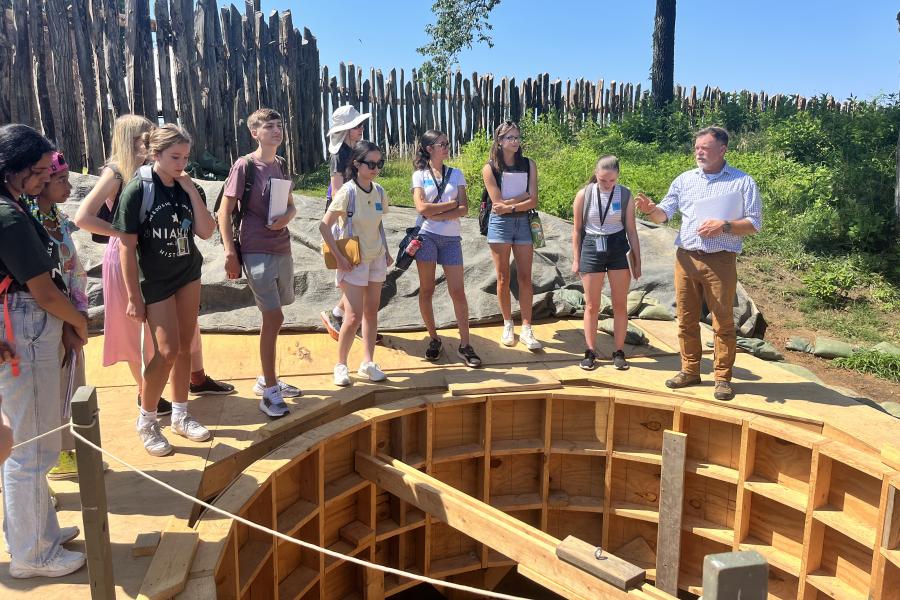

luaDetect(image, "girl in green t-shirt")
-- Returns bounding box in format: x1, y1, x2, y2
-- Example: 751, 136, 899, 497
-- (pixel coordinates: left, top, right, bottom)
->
114, 124, 217, 457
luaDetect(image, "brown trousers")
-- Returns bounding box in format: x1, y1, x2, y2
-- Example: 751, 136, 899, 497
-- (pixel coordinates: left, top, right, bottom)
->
674, 248, 738, 381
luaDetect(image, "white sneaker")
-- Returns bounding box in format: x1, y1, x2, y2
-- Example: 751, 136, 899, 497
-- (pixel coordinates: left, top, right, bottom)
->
259, 387, 290, 418
137, 420, 173, 456
357, 361, 387, 382
253, 376, 302, 398
334, 364, 351, 387
501, 321, 515, 347
520, 327, 543, 351
9, 546, 85, 578
171, 414, 211, 442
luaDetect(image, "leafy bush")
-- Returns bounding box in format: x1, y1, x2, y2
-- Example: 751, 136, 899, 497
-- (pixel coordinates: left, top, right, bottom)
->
833, 350, 900, 383
801, 260, 859, 307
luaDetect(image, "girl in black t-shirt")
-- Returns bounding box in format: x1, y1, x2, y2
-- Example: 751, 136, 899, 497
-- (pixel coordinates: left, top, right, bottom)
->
0, 124, 88, 578
113, 124, 216, 457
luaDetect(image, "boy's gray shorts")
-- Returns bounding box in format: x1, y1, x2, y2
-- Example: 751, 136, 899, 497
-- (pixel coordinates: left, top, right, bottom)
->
243, 252, 295, 312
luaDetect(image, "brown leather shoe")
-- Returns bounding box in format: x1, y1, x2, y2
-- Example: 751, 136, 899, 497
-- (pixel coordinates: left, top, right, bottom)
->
665, 371, 702, 389
714, 380, 735, 401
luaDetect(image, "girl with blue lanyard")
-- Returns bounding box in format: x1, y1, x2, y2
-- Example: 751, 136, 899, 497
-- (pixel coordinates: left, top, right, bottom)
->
411, 130, 481, 367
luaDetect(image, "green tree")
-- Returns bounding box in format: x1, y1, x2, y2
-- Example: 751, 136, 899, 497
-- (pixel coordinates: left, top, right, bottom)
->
417, 0, 501, 85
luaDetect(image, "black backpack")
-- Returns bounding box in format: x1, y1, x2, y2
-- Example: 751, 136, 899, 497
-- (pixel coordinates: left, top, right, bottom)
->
478, 155, 530, 236
215, 154, 288, 260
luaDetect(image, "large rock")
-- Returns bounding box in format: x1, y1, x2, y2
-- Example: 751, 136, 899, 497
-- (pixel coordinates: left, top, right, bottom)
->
65, 172, 764, 335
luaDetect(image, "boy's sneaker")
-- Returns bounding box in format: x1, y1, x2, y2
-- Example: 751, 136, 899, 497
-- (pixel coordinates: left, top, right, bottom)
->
320, 310, 342, 341
137, 420, 172, 456
9, 546, 85, 579
425, 337, 443, 361
457, 345, 482, 368
334, 364, 351, 387
357, 361, 387, 382
253, 376, 302, 398
501, 322, 515, 347
47, 450, 78, 481
190, 376, 234, 396
171, 414, 211, 442
580, 349, 598, 371
137, 395, 172, 416
259, 387, 290, 418
612, 350, 629, 371
520, 327, 543, 351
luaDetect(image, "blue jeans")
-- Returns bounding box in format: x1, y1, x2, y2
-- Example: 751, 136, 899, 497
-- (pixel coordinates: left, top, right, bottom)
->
0, 293, 64, 567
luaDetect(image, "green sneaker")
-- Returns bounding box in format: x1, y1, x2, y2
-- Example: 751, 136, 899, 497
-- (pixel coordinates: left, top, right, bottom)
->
48, 450, 78, 481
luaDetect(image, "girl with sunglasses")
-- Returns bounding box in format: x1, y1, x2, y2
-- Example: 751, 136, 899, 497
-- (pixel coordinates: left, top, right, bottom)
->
320, 141, 393, 386
411, 129, 481, 367
482, 121, 543, 350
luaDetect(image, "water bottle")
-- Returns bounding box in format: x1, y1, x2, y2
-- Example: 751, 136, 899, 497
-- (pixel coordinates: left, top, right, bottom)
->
395, 235, 424, 271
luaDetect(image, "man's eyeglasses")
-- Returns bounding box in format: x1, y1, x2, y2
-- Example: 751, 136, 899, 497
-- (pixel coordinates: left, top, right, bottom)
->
358, 159, 385, 170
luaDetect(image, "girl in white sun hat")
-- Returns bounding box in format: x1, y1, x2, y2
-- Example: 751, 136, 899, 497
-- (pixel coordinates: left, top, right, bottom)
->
320, 106, 380, 343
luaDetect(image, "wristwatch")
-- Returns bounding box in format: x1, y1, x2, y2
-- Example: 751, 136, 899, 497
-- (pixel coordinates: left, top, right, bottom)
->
511, 205, 516, 213
722, 220, 732, 234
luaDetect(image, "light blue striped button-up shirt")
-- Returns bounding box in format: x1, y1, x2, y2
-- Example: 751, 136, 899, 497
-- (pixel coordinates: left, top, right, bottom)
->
657, 162, 762, 254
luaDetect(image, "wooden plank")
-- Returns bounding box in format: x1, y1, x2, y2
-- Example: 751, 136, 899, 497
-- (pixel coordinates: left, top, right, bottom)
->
132, 531, 161, 557
655, 431, 687, 595
882, 444, 900, 472
71, 0, 103, 171
556, 535, 645, 590
446, 368, 561, 396
137, 521, 200, 600
355, 452, 650, 599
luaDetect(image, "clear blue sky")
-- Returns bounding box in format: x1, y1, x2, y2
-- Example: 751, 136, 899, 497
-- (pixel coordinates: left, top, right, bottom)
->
261, 1, 899, 102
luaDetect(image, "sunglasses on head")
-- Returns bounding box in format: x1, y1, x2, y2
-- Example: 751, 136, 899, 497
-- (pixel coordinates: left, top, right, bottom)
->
358, 159, 385, 170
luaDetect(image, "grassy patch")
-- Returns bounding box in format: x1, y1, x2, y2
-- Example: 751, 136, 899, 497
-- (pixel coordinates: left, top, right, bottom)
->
833, 350, 900, 383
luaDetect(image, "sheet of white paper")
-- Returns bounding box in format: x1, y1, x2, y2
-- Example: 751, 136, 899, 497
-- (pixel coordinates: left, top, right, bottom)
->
500, 172, 528, 200
693, 190, 744, 222
268, 178, 292, 225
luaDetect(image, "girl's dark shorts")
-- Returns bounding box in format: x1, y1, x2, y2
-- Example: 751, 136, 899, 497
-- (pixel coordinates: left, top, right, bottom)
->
578, 230, 630, 273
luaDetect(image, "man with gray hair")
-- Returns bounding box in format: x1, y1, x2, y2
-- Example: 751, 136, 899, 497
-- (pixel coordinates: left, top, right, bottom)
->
634, 127, 762, 401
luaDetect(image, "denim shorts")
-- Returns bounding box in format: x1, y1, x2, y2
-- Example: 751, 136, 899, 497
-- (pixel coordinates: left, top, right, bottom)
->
486, 213, 532, 245
243, 252, 295, 312
579, 230, 630, 273
416, 232, 463, 266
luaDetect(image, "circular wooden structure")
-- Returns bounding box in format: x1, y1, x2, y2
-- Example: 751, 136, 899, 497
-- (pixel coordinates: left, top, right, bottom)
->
194, 384, 900, 600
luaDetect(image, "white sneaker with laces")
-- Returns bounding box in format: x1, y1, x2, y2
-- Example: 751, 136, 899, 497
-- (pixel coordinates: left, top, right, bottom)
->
520, 326, 543, 351
171, 414, 211, 442
501, 321, 515, 347
9, 546, 86, 579
259, 387, 290, 418
357, 361, 387, 382
137, 420, 172, 456
334, 364, 351, 386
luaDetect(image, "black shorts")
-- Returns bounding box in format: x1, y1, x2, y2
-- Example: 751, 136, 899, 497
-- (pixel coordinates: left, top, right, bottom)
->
579, 230, 630, 273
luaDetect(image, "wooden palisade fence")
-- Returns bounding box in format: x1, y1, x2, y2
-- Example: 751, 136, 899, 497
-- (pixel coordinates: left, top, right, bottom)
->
0, 0, 322, 176
0, 0, 862, 176
323, 61, 864, 157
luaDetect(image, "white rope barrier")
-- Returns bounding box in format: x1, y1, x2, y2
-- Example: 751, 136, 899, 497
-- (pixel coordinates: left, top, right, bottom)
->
11, 422, 70, 450
69, 426, 533, 600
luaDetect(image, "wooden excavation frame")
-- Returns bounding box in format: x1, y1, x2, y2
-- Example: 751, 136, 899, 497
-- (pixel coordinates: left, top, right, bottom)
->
183, 382, 900, 600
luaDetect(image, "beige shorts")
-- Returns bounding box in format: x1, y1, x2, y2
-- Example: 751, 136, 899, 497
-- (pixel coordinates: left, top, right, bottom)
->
336, 254, 388, 287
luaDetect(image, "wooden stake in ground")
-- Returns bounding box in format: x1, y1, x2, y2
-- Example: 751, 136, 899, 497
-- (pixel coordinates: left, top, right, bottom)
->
72, 386, 115, 599
655, 430, 686, 595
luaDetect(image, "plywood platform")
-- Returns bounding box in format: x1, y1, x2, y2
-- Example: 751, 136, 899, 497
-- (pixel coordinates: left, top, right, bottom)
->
0, 317, 896, 599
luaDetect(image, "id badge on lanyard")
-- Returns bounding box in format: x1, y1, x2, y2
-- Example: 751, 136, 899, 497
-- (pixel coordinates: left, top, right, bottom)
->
595, 235, 608, 254
175, 233, 190, 256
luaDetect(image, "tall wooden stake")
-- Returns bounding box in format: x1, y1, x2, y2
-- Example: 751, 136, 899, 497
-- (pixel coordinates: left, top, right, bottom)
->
656, 430, 686, 594
72, 386, 115, 599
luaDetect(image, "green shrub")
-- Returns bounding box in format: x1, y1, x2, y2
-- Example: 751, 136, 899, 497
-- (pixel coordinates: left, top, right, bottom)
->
833, 350, 900, 383
801, 260, 859, 307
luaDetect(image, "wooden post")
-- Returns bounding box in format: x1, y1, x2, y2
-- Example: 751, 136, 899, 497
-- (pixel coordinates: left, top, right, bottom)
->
71, 386, 115, 599
655, 430, 686, 595
702, 551, 767, 599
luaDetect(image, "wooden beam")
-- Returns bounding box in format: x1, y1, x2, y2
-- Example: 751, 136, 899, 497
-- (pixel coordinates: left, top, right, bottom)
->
137, 520, 199, 600
556, 535, 645, 590
354, 451, 657, 600
655, 431, 686, 595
